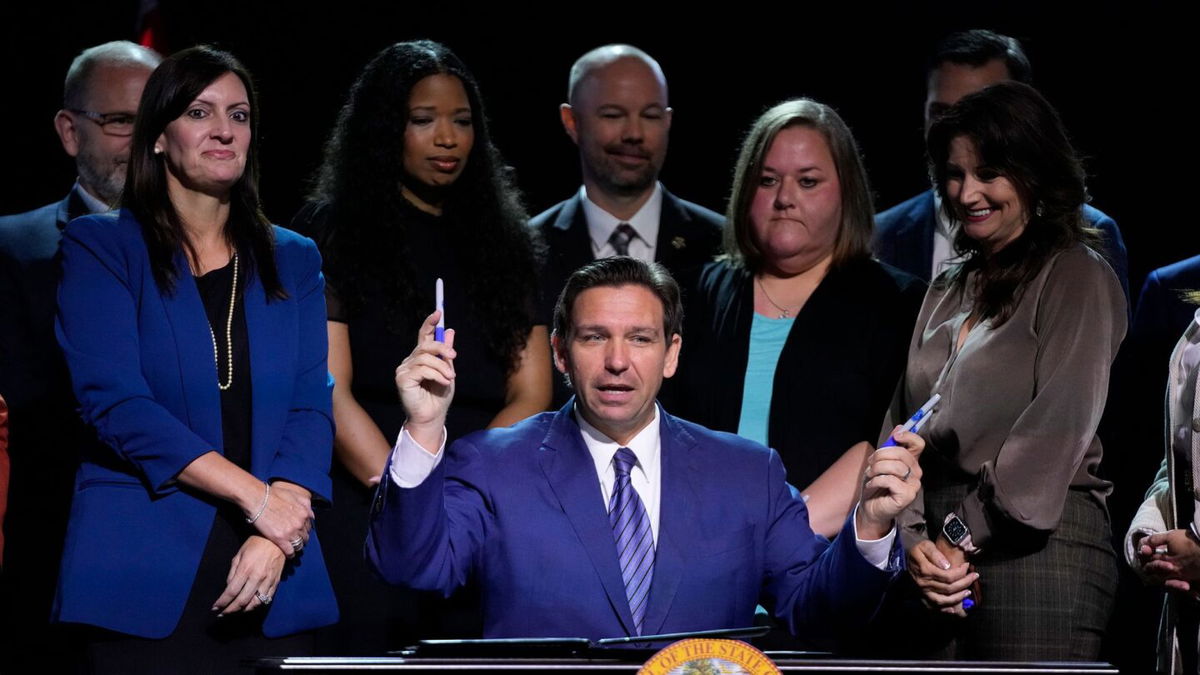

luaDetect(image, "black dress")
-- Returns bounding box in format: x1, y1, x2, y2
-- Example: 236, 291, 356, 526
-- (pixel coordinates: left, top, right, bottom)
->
292, 199, 518, 654
82, 257, 310, 673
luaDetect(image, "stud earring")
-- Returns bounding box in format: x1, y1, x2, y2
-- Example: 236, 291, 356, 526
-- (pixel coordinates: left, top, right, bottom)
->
154, 146, 163, 155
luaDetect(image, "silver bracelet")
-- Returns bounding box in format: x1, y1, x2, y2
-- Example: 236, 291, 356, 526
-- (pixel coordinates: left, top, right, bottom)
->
246, 482, 271, 524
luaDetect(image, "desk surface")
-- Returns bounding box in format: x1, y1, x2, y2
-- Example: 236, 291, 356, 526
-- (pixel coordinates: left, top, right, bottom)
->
252, 656, 1118, 674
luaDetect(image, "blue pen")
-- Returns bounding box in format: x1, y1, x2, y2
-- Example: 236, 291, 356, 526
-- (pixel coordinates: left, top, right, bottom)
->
879, 393, 940, 448
435, 278, 445, 343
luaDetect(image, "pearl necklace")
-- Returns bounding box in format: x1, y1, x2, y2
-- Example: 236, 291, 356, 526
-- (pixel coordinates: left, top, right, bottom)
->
208, 252, 238, 391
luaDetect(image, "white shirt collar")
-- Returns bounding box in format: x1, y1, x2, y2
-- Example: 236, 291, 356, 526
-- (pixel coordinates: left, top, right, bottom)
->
576, 403, 661, 482
73, 180, 112, 215
932, 190, 953, 238
581, 182, 663, 254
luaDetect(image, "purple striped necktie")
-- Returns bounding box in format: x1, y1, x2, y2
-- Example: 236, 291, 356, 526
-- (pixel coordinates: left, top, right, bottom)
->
609, 447, 654, 635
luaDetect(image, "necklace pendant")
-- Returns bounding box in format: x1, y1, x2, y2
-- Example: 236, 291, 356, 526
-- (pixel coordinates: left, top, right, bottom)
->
779, 310, 790, 319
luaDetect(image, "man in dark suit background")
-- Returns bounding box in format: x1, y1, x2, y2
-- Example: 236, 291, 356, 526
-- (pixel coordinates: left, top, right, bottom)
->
532, 44, 723, 406
368, 257, 927, 640
873, 29, 1129, 302
532, 44, 723, 315
0, 40, 159, 669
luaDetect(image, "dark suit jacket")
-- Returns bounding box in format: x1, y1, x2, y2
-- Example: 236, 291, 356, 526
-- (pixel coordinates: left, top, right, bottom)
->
52, 210, 337, 638
530, 187, 723, 321
1104, 255, 1200, 534
0, 191, 92, 655
531, 188, 723, 407
0, 191, 88, 412
667, 258, 925, 490
366, 402, 901, 641
874, 189, 1130, 303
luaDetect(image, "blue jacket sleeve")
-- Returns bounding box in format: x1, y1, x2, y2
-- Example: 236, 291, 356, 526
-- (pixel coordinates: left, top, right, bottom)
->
366, 437, 490, 594
55, 221, 214, 493
267, 234, 335, 503
761, 449, 901, 635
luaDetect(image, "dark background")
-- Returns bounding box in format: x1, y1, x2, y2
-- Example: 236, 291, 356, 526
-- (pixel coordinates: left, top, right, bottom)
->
1, 1, 1190, 297
0, 0, 1184, 668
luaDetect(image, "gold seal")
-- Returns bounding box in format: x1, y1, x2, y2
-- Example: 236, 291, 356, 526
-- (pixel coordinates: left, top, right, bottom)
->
638, 638, 780, 675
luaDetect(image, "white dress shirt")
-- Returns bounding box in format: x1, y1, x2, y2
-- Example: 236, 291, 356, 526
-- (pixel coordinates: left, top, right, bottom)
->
930, 192, 960, 279
387, 408, 896, 569
73, 180, 112, 215
581, 183, 662, 262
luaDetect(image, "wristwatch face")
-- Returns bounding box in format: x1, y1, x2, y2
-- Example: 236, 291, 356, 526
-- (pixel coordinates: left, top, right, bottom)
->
944, 515, 968, 544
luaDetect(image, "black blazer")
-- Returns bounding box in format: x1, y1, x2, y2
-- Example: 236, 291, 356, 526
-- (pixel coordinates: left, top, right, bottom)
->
667, 258, 925, 490
530, 186, 723, 321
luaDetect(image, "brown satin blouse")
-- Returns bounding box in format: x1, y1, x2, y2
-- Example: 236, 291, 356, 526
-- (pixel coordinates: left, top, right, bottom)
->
893, 243, 1127, 549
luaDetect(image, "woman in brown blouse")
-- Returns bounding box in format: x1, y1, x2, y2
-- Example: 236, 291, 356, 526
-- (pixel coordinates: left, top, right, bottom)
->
895, 82, 1125, 659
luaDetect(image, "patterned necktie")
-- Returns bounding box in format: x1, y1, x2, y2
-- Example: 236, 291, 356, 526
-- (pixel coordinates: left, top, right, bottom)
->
609, 447, 654, 635
608, 223, 637, 257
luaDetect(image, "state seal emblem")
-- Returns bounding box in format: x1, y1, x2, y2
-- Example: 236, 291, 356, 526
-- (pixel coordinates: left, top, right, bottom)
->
638, 638, 780, 674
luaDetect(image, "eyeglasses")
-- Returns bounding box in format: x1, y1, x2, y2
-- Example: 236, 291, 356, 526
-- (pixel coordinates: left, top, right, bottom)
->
69, 109, 137, 137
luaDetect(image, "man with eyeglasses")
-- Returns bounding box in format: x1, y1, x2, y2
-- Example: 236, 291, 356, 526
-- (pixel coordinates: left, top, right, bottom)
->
0, 40, 159, 671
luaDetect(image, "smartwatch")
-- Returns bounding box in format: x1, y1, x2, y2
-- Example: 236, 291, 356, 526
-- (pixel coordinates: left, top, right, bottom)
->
943, 512, 980, 554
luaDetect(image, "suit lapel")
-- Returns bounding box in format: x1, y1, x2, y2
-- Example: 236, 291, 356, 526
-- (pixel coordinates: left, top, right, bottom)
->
159, 249, 223, 450
537, 402, 637, 636
905, 191, 939, 279
655, 189, 692, 272
641, 410, 697, 636
551, 194, 594, 274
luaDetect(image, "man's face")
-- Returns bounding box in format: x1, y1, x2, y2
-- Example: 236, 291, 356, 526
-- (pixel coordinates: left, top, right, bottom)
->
924, 58, 1010, 132
562, 58, 671, 199
553, 284, 681, 446
60, 64, 153, 205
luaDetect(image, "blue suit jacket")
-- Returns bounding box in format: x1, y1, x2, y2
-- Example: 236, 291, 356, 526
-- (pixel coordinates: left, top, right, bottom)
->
52, 209, 337, 638
367, 402, 901, 640
874, 189, 1130, 304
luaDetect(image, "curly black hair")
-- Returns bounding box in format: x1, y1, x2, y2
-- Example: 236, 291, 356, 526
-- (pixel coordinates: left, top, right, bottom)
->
309, 40, 541, 371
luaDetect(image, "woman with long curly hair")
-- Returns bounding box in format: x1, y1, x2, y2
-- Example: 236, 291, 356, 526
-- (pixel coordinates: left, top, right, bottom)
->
290, 40, 549, 653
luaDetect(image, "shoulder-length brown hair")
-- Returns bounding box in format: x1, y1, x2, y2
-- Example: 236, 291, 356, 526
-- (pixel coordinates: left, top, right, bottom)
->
124, 45, 284, 299
927, 81, 1099, 326
723, 98, 875, 272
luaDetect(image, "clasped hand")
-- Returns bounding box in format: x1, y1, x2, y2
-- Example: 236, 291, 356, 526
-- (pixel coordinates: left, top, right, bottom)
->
394, 311, 457, 451
249, 480, 314, 558
907, 536, 977, 617
1136, 529, 1200, 595
212, 535, 285, 615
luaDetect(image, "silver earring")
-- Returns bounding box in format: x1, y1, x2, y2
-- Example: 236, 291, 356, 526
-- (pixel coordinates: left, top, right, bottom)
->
154, 146, 163, 155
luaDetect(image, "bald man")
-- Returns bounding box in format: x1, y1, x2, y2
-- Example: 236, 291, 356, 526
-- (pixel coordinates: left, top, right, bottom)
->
531, 45, 723, 344
0, 40, 160, 670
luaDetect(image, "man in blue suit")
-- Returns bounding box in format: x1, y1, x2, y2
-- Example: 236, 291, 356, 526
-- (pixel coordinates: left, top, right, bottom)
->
874, 29, 1129, 302
368, 257, 927, 640
0, 41, 159, 670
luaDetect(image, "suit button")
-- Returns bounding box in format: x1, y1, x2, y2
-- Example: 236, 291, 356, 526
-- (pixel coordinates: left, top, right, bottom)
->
1192, 418, 1200, 433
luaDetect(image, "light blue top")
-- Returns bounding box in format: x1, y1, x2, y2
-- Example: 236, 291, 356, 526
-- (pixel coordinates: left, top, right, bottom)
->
737, 313, 795, 446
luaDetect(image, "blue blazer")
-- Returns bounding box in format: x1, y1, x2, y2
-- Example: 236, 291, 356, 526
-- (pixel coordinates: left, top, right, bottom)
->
367, 402, 901, 640
52, 209, 337, 638
874, 189, 1131, 304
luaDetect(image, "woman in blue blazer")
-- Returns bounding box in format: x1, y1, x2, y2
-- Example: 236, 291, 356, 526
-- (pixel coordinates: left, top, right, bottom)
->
53, 46, 336, 670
